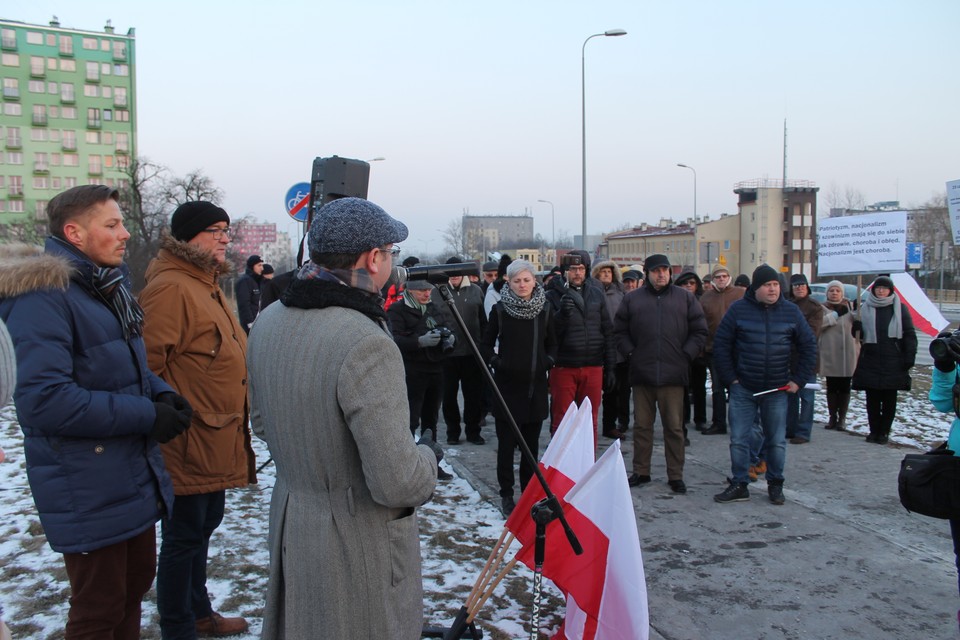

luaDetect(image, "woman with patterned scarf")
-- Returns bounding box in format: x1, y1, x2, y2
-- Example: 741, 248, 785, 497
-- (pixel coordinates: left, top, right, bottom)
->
851, 276, 918, 444
481, 259, 558, 516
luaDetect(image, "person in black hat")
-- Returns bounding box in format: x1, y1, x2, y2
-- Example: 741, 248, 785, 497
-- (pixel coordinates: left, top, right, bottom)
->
712, 264, 817, 506
139, 200, 255, 637
236, 254, 264, 334
615, 254, 707, 494
480, 260, 499, 295
622, 269, 641, 292
432, 256, 488, 446
246, 196, 440, 639
851, 275, 917, 444
785, 273, 826, 445
544, 249, 616, 441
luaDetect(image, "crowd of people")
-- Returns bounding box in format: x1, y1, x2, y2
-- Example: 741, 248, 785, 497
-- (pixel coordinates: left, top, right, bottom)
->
0, 183, 939, 638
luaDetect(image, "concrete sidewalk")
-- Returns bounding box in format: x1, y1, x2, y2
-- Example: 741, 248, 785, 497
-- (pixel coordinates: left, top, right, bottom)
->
442, 412, 959, 640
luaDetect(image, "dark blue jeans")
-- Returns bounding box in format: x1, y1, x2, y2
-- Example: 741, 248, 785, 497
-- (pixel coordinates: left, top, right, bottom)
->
157, 491, 226, 639
786, 379, 816, 440
729, 383, 788, 484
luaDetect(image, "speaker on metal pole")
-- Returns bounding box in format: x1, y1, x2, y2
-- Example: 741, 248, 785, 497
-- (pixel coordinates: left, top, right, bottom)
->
308, 156, 371, 225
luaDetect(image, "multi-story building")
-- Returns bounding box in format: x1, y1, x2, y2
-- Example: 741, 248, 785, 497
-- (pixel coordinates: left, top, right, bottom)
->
0, 17, 136, 227
598, 220, 695, 273
230, 221, 277, 269
462, 214, 534, 259
734, 178, 819, 280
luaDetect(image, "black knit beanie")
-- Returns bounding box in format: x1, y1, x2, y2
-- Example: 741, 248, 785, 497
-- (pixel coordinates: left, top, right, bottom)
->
170, 201, 230, 242
751, 265, 779, 291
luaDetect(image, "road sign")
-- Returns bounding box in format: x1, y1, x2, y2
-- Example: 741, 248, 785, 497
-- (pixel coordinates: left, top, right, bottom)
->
907, 242, 923, 268
285, 182, 311, 222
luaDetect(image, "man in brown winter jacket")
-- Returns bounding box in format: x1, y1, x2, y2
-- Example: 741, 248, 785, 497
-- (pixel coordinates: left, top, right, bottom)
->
140, 201, 257, 638
698, 266, 744, 435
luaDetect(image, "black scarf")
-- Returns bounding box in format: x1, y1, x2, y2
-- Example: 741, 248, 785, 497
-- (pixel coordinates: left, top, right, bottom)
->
282, 276, 388, 328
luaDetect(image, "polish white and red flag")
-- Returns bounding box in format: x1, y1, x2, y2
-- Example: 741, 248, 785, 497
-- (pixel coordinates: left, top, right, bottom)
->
505, 398, 595, 554
554, 440, 649, 640
889, 272, 949, 338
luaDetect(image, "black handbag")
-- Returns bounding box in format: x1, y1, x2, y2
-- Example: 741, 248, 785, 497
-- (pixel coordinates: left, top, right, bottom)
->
898, 443, 960, 520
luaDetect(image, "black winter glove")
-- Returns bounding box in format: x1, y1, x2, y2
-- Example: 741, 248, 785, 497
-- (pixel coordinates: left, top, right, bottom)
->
836, 305, 849, 317
489, 355, 502, 371
851, 320, 863, 337
151, 401, 192, 443
156, 391, 194, 418
561, 296, 577, 314
417, 429, 444, 463
603, 369, 617, 392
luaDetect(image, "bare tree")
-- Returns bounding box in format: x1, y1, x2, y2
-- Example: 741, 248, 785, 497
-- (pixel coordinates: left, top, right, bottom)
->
554, 229, 574, 249
161, 170, 224, 208
441, 218, 468, 258
824, 182, 867, 215
116, 159, 224, 291
908, 193, 954, 285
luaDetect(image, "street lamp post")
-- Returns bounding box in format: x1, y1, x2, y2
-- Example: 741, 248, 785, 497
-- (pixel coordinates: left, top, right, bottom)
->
582, 29, 627, 251
537, 199, 555, 247
677, 163, 697, 270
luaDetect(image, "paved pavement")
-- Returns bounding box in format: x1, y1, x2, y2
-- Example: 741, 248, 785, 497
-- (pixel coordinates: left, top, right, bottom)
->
442, 404, 960, 640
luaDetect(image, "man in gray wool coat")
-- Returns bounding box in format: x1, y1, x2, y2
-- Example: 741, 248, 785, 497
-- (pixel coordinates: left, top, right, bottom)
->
247, 197, 441, 640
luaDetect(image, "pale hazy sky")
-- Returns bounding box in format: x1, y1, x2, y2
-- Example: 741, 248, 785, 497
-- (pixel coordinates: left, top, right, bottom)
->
8, 1, 959, 255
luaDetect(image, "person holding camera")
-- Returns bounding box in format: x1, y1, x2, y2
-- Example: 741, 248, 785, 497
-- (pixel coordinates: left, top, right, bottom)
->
388, 279, 456, 479
851, 276, 917, 444
929, 329, 960, 625
545, 250, 617, 441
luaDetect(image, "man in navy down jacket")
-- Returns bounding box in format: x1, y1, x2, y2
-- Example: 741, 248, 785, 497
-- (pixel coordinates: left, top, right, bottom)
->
712, 264, 817, 506
0, 185, 191, 638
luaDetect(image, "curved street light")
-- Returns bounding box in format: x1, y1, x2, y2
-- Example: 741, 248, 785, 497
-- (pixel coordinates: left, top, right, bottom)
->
537, 199, 555, 247
582, 29, 627, 250
677, 163, 697, 269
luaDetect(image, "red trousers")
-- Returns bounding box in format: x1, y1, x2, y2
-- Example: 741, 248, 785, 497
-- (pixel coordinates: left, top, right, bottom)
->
549, 366, 602, 446
62, 526, 157, 640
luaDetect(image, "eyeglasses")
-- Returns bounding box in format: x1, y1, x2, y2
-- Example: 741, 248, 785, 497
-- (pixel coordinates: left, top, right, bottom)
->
199, 227, 231, 239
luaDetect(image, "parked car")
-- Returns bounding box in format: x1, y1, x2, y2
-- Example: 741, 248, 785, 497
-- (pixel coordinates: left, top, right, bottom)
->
809, 282, 862, 308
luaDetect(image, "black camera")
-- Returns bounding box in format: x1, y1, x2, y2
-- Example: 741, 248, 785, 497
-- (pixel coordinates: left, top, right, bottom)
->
437, 327, 455, 352
560, 254, 583, 268
930, 328, 960, 363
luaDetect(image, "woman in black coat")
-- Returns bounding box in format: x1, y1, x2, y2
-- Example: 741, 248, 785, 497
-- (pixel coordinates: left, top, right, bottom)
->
851, 276, 917, 444
481, 259, 557, 516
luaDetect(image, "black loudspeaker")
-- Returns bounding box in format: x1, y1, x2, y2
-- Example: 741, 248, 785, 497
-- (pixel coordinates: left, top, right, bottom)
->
308, 156, 370, 223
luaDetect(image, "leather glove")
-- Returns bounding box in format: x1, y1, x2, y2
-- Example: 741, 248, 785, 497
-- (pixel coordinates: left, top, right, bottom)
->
418, 330, 442, 348
151, 401, 192, 443
851, 320, 862, 337
603, 369, 616, 392
932, 330, 959, 372
417, 429, 444, 463
488, 355, 502, 370
835, 305, 849, 317
156, 391, 194, 418
561, 296, 577, 314
441, 332, 456, 350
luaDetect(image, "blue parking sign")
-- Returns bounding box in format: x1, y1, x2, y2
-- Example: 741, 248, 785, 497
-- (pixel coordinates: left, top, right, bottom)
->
906, 242, 923, 267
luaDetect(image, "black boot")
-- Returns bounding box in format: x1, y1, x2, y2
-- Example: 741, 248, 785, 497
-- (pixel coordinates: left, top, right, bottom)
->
836, 391, 850, 431
825, 390, 838, 430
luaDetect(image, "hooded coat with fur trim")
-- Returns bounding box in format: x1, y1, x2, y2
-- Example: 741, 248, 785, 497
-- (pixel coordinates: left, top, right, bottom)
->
0, 239, 175, 553
139, 235, 257, 495
592, 260, 626, 364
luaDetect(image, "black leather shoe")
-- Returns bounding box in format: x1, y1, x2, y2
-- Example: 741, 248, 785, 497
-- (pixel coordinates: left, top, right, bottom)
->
501, 496, 516, 516
628, 473, 651, 487
702, 424, 727, 435
467, 436, 486, 445
669, 479, 687, 494
446, 437, 461, 445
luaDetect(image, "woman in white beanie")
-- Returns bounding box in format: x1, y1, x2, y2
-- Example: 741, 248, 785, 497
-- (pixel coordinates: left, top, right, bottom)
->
818, 281, 858, 430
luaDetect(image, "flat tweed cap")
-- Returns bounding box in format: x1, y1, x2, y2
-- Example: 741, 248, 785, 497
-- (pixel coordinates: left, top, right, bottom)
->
309, 197, 408, 254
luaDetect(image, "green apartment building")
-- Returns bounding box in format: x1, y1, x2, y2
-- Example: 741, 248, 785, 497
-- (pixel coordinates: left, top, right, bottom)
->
0, 17, 136, 227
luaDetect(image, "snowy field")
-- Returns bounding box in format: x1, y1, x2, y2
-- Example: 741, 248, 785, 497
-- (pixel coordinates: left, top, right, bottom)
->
0, 400, 562, 640
0, 365, 951, 639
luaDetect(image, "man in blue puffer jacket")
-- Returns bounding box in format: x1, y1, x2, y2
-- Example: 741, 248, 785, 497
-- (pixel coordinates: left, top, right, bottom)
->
0, 185, 191, 638
712, 264, 817, 505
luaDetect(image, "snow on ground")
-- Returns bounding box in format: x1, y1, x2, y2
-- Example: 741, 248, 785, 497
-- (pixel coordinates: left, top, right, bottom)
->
0, 365, 951, 639
0, 401, 561, 640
